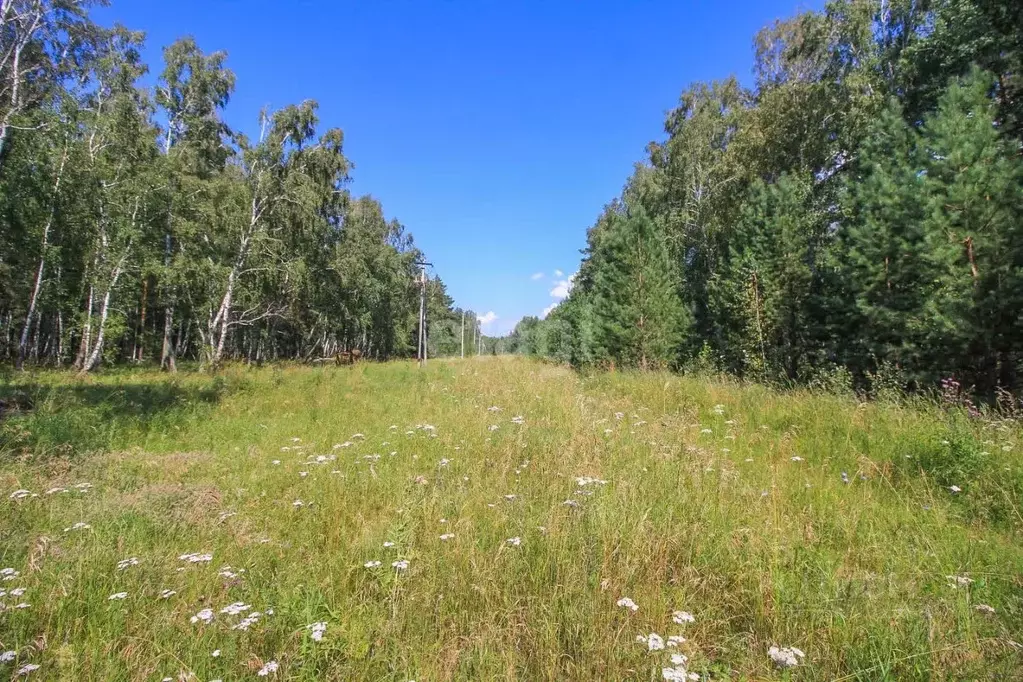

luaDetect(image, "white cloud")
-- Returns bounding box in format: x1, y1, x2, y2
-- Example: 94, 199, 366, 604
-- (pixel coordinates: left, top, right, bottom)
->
549, 273, 576, 300
478, 311, 498, 327
542, 303, 558, 319
554, 269, 564, 277
530, 272, 544, 281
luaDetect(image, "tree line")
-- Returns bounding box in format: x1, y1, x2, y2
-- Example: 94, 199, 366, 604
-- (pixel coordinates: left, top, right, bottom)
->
0, 0, 481, 371
511, 0, 1023, 396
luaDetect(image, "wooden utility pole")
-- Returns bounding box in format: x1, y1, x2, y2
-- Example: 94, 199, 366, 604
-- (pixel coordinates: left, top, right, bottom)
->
460, 311, 465, 358
415, 261, 431, 367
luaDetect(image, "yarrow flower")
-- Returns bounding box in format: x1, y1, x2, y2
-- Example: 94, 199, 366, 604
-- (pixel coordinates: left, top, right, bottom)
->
947, 574, 974, 588
108, 592, 128, 600
232, 612, 261, 631
439, 533, 455, 541
257, 660, 279, 676
116, 557, 139, 571
790, 456, 804, 462
616, 597, 639, 612
190, 608, 214, 625
158, 589, 176, 599
672, 610, 695, 624
511, 416, 525, 425
383, 541, 395, 548
308, 621, 327, 641
975, 603, 995, 614
64, 522, 91, 532
667, 635, 686, 647
1, 651, 16, 662
949, 485, 962, 493
9, 490, 32, 500
15, 663, 40, 676
179, 552, 213, 564
506, 537, 521, 547
364, 560, 381, 568
392, 560, 409, 571
220, 602, 251, 616
639, 633, 665, 651
768, 645, 805, 669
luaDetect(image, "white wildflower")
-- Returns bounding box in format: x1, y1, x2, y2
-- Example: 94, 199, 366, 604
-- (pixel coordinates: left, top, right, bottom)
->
506, 536, 521, 547
14, 603, 30, 609
108, 592, 128, 600
511, 416, 525, 425
488, 424, 499, 432
116, 557, 139, 571
271, 459, 281, 465
0, 651, 15, 662
292, 499, 305, 507
8, 490, 32, 500
10, 587, 25, 596
308, 621, 327, 641
232, 612, 260, 630
975, 603, 995, 614
190, 608, 214, 625
672, 610, 695, 624
392, 560, 409, 571
211, 649, 221, 657
158, 589, 176, 599
438, 458, 451, 467
257, 660, 278, 676
299, 471, 308, 477
15, 663, 40, 676
768, 645, 805, 669
179, 552, 213, 564
616, 597, 639, 612
646, 633, 665, 651
439, 533, 455, 541
949, 485, 962, 493
364, 560, 381, 568
791, 456, 804, 462
220, 602, 250, 615
667, 635, 686, 647
64, 522, 92, 533
383, 541, 395, 548
45, 487, 67, 495
504, 494, 517, 501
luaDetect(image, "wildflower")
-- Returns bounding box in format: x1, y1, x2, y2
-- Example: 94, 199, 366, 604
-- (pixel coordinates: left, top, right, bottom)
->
506, 537, 521, 547
713, 404, 725, 415
633, 420, 647, 427
488, 425, 499, 432
159, 589, 176, 599
504, 494, 517, 501
392, 560, 409, 571
768, 645, 805, 669
487, 406, 502, 412
575, 476, 608, 487
292, 499, 305, 507
791, 456, 804, 462
217, 511, 236, 522
10, 587, 25, 596
439, 533, 455, 541
308, 621, 327, 641
614, 412, 624, 420
179, 552, 213, 564
108, 592, 128, 600
667, 635, 685, 647
414, 475, 428, 485
511, 416, 525, 425
949, 485, 962, 493
700, 428, 712, 434
438, 458, 451, 467
271, 460, 281, 465
383, 541, 395, 548
116, 557, 140, 571
9, 490, 32, 500
211, 650, 221, 657
257, 660, 279, 676
974, 604, 995, 614
563, 499, 580, 508
616, 597, 639, 612
0, 651, 15, 662
74, 482, 93, 492
14, 603, 30, 609
662, 666, 698, 681
299, 471, 308, 477
646, 633, 665, 651
352, 433, 365, 439
220, 602, 251, 615
947, 575, 974, 588
364, 560, 381, 568
232, 612, 260, 630
190, 608, 214, 624
672, 610, 695, 624
841, 472, 850, 484
15, 664, 40, 676
45, 487, 67, 495
64, 522, 91, 532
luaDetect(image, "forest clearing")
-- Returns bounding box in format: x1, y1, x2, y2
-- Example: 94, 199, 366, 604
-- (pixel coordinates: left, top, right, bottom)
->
1, 357, 1021, 681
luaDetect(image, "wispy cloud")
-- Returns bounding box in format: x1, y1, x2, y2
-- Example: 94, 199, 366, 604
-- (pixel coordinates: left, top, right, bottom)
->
542, 303, 558, 318
549, 273, 575, 300
478, 311, 498, 327
530, 272, 544, 281
554, 269, 564, 277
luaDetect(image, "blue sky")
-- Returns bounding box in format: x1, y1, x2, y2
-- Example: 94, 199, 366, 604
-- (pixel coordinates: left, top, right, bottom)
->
97, 0, 820, 336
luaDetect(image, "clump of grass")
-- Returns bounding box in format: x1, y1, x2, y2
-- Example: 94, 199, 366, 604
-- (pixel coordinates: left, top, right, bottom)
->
0, 358, 1020, 680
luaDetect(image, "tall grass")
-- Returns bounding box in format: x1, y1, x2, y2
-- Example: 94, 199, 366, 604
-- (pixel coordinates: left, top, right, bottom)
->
0, 358, 1020, 680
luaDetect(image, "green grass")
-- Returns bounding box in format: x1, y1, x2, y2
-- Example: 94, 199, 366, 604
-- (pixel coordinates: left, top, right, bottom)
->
0, 357, 1021, 680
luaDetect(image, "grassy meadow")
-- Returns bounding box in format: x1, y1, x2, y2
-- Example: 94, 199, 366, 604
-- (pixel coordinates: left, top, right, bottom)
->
0, 357, 1021, 681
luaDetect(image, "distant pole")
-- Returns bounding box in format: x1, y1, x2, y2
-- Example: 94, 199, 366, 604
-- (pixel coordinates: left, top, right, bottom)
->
415, 261, 432, 367
460, 311, 465, 359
